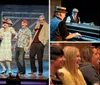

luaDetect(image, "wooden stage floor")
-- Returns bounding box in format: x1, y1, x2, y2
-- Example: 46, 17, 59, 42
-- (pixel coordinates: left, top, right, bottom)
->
0, 59, 49, 85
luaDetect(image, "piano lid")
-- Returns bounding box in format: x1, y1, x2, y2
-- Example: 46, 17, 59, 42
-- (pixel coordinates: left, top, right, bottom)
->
66, 23, 100, 31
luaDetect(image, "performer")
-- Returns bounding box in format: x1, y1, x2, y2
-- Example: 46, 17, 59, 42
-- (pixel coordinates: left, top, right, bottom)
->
29, 15, 49, 75
0, 18, 17, 74
15, 20, 32, 74
66, 8, 81, 23
50, 6, 81, 41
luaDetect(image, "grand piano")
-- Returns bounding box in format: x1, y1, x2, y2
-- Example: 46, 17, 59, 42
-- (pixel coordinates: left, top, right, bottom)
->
66, 23, 100, 41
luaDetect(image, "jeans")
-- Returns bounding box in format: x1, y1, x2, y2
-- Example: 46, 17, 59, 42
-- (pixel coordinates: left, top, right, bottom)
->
15, 47, 25, 74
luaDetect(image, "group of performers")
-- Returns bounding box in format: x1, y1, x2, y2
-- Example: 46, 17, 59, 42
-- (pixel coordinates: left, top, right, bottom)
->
0, 15, 49, 75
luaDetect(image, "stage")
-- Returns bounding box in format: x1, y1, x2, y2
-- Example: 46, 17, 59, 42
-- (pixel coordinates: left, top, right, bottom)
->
0, 73, 48, 85
0, 59, 49, 85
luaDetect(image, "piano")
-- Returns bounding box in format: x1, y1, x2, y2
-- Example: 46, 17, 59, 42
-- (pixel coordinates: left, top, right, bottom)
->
66, 23, 100, 41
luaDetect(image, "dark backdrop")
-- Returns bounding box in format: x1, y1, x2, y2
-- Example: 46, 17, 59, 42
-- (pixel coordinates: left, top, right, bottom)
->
0, 0, 48, 5
62, 0, 100, 26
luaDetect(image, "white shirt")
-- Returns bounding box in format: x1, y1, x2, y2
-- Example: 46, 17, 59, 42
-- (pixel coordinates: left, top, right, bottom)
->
66, 14, 81, 24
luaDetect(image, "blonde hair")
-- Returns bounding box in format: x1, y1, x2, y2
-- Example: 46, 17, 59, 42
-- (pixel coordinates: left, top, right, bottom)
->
63, 46, 78, 73
63, 46, 86, 85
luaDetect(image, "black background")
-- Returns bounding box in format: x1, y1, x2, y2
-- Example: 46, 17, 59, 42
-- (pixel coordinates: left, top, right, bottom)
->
0, 0, 99, 25
0, 0, 48, 5
62, 0, 100, 26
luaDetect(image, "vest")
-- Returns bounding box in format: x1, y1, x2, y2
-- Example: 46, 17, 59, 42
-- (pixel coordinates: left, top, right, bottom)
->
70, 15, 80, 23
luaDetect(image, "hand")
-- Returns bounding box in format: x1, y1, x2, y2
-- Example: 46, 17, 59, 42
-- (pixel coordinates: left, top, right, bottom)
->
24, 47, 29, 53
93, 83, 100, 85
75, 32, 82, 37
14, 36, 17, 39
57, 72, 64, 80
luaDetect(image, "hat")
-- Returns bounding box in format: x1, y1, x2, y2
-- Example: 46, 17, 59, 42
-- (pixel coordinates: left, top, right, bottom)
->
3, 18, 13, 25
22, 19, 28, 24
50, 46, 64, 60
72, 8, 79, 12
54, 6, 67, 13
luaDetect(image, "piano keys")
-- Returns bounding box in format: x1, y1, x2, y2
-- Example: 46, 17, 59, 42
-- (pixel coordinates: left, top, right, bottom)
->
66, 23, 100, 41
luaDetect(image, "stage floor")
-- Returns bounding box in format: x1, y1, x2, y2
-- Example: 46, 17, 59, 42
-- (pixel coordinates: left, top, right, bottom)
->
0, 59, 49, 85
0, 74, 48, 85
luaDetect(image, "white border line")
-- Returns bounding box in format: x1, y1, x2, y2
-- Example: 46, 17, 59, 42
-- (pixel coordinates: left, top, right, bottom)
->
49, 0, 50, 84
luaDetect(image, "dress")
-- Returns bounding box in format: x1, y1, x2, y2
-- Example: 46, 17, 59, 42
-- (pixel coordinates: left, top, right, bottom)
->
0, 27, 16, 61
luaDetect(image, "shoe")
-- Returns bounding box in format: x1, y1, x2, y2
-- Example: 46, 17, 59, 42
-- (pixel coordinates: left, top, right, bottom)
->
0, 70, 7, 74
38, 73, 45, 78
28, 72, 34, 74
38, 72, 42, 75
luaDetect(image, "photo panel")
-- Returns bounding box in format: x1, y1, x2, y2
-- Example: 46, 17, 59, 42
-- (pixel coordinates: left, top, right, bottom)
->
50, 0, 100, 42
0, 0, 49, 85
50, 0, 100, 85
50, 42, 100, 85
